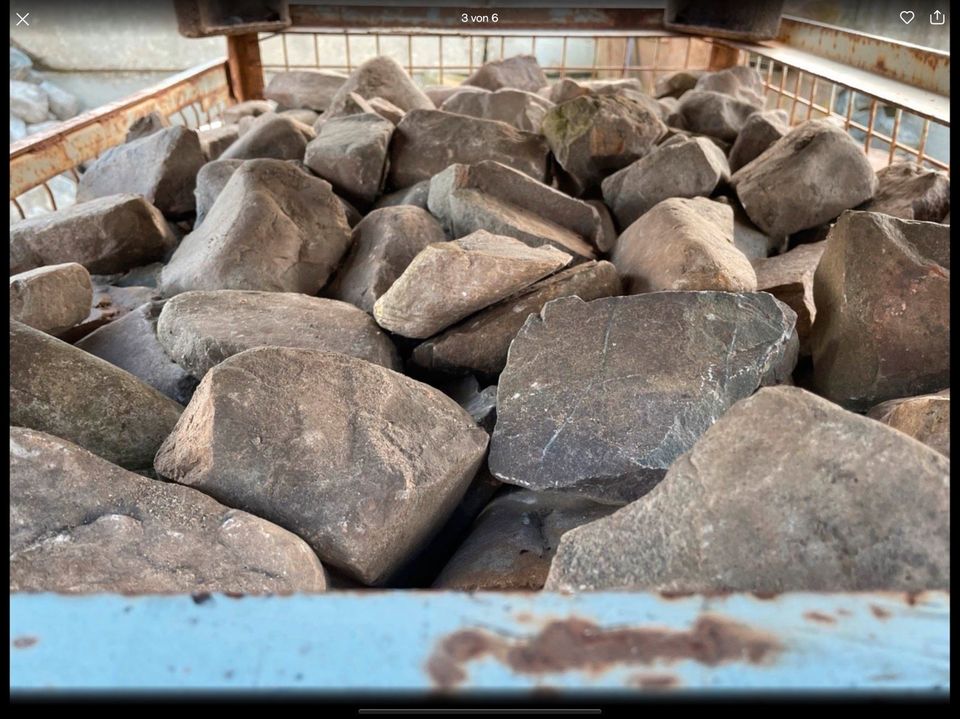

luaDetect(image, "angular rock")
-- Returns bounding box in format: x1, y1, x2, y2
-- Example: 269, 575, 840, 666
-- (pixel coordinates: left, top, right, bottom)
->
612, 197, 757, 293
10, 47, 32, 80
59, 283, 162, 344
727, 109, 788, 172
193, 158, 243, 226
423, 84, 485, 107
159, 159, 352, 296
373, 230, 572, 339
542, 94, 666, 195
654, 69, 705, 99
279, 108, 320, 125
10, 427, 327, 594
75, 301, 198, 405
10, 319, 183, 470
427, 161, 601, 258
218, 113, 314, 161
10, 194, 178, 275
672, 90, 759, 142
463, 55, 547, 93
548, 78, 645, 106
367, 97, 405, 125
810, 211, 949, 410
154, 348, 489, 585
727, 198, 787, 259
545, 386, 950, 592
601, 136, 730, 228
10, 263, 93, 335
10, 79, 48, 123
489, 292, 798, 504
222, 99, 275, 124
434, 490, 615, 590
77, 126, 206, 217
388, 109, 550, 189
326, 206, 447, 314
126, 111, 170, 142
861, 162, 950, 222
732, 119, 878, 237
412, 261, 622, 377
40, 80, 80, 120
10, 114, 27, 142
586, 200, 618, 254
264, 69, 348, 111
304, 112, 394, 205
325, 56, 433, 118
374, 180, 431, 210
694, 66, 765, 107
441, 88, 553, 133
753, 240, 827, 355
868, 390, 950, 458
236, 113, 266, 136
198, 124, 240, 161
157, 290, 400, 378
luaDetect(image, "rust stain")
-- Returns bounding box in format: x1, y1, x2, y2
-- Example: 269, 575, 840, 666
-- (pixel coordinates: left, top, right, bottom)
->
630, 673, 679, 689
870, 605, 892, 620
804, 611, 837, 624
12, 636, 38, 649
426, 615, 782, 688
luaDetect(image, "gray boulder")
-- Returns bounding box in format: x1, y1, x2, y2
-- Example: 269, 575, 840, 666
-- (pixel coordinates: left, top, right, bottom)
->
10, 263, 93, 335
868, 390, 950, 458
304, 112, 394, 204
671, 90, 759, 142
10, 79, 48, 123
222, 99, 275, 124
198, 124, 240, 161
463, 55, 547, 93
218, 113, 314, 161
861, 162, 950, 222
264, 69, 348, 111
193, 158, 244, 226
654, 69, 706, 99
441, 88, 554, 132
40, 80, 80, 120
727, 109, 789, 172
368, 97, 406, 125
325, 56, 434, 118
373, 180, 431, 210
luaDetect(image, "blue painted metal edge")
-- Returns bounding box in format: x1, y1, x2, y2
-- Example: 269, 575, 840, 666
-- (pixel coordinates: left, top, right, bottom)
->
9, 590, 950, 692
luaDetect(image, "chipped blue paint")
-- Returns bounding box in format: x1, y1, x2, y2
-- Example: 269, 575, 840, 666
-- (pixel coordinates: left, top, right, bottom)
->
9, 591, 949, 692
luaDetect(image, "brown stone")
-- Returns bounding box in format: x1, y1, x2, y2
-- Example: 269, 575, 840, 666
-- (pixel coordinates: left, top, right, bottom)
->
867, 390, 950, 458
10, 262, 93, 335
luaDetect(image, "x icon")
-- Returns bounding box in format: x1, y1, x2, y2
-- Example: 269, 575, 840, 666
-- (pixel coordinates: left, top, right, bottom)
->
16, 12, 30, 26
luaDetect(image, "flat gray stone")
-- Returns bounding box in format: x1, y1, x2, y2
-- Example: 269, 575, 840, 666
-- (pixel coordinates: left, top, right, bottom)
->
463, 55, 547, 93
304, 112, 394, 205
193, 158, 244, 226
861, 162, 950, 222
441, 88, 554, 132
218, 114, 315, 161
548, 78, 645, 106
10, 262, 93, 335
368, 97, 406, 125
325, 56, 434, 119
868, 390, 950, 458
727, 109, 788, 172
264, 69, 348, 111
671, 90, 759, 142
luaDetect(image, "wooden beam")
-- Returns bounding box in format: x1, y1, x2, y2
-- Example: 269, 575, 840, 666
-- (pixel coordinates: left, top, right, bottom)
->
226, 33, 265, 102
708, 42, 741, 70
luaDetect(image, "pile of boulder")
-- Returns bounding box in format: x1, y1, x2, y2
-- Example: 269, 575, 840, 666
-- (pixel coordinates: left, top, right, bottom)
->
9, 54, 950, 595
10, 47, 82, 143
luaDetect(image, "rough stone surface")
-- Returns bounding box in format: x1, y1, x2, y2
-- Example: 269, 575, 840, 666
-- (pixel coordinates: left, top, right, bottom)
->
193, 158, 244, 226
542, 94, 666, 195
326, 206, 448, 314
77, 126, 206, 218
198, 124, 240, 161
545, 386, 950, 592
10, 79, 48, 123
388, 109, 550, 189
41, 80, 80, 120
732, 120, 878, 237
412, 261, 622, 377
218, 113, 314, 161
222, 99, 275, 125
654, 69, 706, 98
10, 194, 178, 275
373, 180, 431, 210
304, 112, 394, 204
10, 319, 183, 470
463, 55, 547, 93
10, 263, 93, 335
753, 240, 827, 356
672, 90, 759, 142
159, 160, 352, 296
727, 109, 789, 172
441, 88, 554, 132
157, 290, 400, 378
489, 292, 798, 504
548, 78, 645, 106
373, 230, 572, 339
727, 198, 787, 260
601, 136, 730, 228
125, 111, 170, 142
427, 161, 600, 258
433, 490, 615, 590
10, 114, 27, 142
75, 301, 198, 405
810, 210, 949, 410
325, 56, 434, 118
694, 66, 765, 107
10, 427, 327, 594
368, 97, 406, 125
861, 162, 950, 222
264, 69, 348, 111
868, 390, 950, 458
154, 348, 489, 585
612, 197, 757, 293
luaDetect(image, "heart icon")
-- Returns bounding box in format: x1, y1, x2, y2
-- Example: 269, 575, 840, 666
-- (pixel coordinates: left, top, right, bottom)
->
900, 10, 915, 24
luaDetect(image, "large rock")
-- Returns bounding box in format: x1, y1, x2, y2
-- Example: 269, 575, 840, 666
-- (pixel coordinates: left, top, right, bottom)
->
433, 490, 615, 590
373, 179, 431, 210
326, 206, 447, 313
10, 263, 93, 335
727, 109, 789, 172
868, 390, 950, 458
10, 114, 27, 142
373, 230, 571, 339
264, 69, 348, 111
10, 79, 48, 123
753, 240, 827, 356
10, 194, 178, 275
861, 162, 950, 222
222, 99, 275, 124
427, 161, 601, 258
548, 78, 645, 106
10, 319, 182, 470
810, 211, 949, 410
411, 261, 622, 377
218, 113, 314, 161
10, 427, 327, 594
671, 90, 759, 142
325, 56, 433, 118
728, 198, 787, 260
694, 66, 765, 107
586, 199, 618, 253
198, 124, 240, 161
388, 109, 550, 189
654, 70, 706, 99
157, 290, 400, 378
732, 119, 878, 237
193, 158, 243, 226
304, 112, 394, 205
76, 126, 206, 218
463, 55, 547, 93
441, 88, 553, 132
542, 94, 666, 195
601, 136, 730, 228
545, 386, 950, 592
612, 197, 757, 293
489, 292, 798, 504
158, 160, 352, 296
75, 301, 198, 405
154, 348, 489, 585
40, 80, 80, 120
